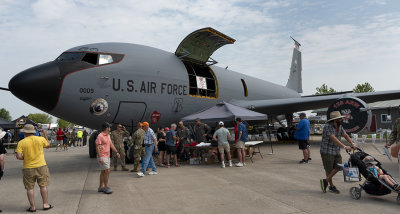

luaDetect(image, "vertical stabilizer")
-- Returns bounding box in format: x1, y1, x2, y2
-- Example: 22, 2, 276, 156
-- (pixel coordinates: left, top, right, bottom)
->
286, 37, 302, 93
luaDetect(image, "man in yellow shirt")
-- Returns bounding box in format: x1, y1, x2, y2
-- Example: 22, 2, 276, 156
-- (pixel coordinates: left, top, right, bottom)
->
16, 124, 53, 212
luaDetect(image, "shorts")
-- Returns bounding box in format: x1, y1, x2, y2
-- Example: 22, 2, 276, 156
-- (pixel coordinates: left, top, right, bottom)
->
158, 142, 166, 151
298, 140, 310, 150
22, 165, 50, 190
218, 144, 230, 153
236, 141, 245, 149
166, 145, 177, 155
321, 153, 342, 173
98, 157, 110, 170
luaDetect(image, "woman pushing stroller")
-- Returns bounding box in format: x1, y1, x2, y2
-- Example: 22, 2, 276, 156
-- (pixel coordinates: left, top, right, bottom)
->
363, 156, 400, 190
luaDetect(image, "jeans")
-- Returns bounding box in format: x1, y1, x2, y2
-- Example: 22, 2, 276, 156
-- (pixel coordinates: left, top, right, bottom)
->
141, 144, 156, 173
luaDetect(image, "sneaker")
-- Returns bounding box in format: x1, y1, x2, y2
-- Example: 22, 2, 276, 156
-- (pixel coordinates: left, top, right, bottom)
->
228, 162, 233, 167
103, 187, 113, 194
235, 162, 243, 167
329, 186, 340, 194
320, 179, 328, 193
97, 187, 105, 192
149, 171, 158, 175
243, 162, 247, 166
308, 158, 312, 161
137, 172, 145, 177
299, 159, 308, 164
221, 164, 225, 168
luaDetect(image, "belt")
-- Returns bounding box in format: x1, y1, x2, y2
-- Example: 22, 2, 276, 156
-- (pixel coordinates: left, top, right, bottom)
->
144, 144, 153, 147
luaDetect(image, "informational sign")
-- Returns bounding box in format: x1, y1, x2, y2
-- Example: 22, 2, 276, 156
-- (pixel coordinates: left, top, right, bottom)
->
327, 97, 371, 134
16, 118, 26, 128
196, 76, 207, 89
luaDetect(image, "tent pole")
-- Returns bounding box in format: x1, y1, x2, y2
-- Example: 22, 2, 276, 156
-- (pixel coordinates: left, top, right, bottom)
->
267, 117, 274, 155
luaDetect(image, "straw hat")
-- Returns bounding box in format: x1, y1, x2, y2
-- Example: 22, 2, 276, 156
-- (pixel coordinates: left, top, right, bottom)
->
327, 111, 345, 122
21, 124, 37, 134
0, 129, 6, 139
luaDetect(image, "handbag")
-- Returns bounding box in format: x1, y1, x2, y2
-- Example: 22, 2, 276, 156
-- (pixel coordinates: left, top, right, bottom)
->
343, 165, 361, 182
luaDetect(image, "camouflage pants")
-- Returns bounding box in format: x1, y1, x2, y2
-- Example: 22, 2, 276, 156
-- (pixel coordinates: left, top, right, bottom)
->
133, 147, 145, 169
113, 143, 126, 167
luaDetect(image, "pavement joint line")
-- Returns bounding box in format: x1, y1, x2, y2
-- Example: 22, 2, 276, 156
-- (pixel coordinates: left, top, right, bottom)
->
75, 156, 93, 214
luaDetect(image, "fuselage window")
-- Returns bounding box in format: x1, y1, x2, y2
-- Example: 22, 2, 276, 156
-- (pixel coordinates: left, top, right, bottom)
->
99, 54, 113, 65
241, 79, 248, 97
183, 60, 217, 98
82, 53, 98, 65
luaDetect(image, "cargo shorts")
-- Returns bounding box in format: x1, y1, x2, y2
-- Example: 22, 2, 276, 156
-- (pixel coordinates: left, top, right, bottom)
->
23, 165, 50, 190
321, 153, 342, 173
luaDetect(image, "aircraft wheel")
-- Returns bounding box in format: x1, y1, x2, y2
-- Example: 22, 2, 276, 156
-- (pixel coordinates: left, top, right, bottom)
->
88, 131, 99, 158
350, 187, 361, 200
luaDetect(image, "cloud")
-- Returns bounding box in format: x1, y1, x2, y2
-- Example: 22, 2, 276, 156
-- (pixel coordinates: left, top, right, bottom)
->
1, 0, 400, 119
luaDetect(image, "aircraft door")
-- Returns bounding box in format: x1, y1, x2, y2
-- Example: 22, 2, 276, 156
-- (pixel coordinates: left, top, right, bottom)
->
112, 102, 147, 128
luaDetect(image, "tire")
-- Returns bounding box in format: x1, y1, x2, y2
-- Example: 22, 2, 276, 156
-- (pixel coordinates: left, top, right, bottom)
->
89, 131, 99, 158
350, 187, 361, 200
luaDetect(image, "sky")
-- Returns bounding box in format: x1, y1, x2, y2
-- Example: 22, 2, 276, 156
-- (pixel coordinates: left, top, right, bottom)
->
1, 0, 400, 121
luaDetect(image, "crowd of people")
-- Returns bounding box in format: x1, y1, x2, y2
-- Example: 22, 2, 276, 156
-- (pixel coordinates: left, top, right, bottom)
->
2, 108, 400, 212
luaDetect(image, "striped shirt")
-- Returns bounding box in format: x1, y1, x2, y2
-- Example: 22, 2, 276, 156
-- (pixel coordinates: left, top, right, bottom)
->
143, 128, 156, 145
320, 122, 346, 155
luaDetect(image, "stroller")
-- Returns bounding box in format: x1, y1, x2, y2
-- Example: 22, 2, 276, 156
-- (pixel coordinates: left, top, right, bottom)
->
344, 149, 400, 204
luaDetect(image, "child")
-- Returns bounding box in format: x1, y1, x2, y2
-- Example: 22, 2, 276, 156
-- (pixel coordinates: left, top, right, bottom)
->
363, 156, 400, 190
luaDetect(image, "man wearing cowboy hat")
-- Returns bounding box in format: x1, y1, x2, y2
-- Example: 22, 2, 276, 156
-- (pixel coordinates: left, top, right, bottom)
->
319, 111, 356, 194
16, 124, 53, 212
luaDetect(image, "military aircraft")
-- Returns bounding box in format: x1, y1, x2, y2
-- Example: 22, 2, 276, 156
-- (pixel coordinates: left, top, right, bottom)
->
3, 27, 400, 137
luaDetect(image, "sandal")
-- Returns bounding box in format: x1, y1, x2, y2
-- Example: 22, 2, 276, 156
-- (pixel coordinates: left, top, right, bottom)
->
26, 207, 36, 212
175, 164, 180, 167
43, 204, 54, 211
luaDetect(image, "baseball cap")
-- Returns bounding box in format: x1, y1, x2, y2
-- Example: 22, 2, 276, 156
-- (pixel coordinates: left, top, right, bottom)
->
219, 121, 224, 126
142, 122, 149, 127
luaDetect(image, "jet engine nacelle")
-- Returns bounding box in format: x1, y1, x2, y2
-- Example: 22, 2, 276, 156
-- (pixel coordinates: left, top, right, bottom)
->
327, 97, 372, 134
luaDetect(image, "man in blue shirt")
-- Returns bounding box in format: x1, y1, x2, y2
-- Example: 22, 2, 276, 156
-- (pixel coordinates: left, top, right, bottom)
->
165, 124, 178, 167
295, 113, 311, 164
235, 118, 248, 167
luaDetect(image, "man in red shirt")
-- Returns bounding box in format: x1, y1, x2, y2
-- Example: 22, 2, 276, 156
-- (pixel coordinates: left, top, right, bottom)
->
55, 128, 65, 152
96, 123, 120, 194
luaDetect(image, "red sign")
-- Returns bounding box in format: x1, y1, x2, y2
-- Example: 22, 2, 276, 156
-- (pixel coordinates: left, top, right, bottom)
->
151, 111, 161, 124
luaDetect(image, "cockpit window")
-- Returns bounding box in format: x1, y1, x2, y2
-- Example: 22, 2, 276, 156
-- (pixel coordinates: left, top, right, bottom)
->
99, 54, 113, 65
56, 52, 84, 61
55, 52, 122, 66
82, 53, 98, 65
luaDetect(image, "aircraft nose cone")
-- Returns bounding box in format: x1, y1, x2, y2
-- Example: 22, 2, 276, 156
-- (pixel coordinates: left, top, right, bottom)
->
9, 62, 61, 112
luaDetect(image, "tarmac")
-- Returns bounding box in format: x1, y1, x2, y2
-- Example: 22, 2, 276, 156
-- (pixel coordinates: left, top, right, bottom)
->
1, 136, 399, 214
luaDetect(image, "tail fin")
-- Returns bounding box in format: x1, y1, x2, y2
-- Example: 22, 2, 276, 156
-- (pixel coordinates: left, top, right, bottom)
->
285, 37, 303, 93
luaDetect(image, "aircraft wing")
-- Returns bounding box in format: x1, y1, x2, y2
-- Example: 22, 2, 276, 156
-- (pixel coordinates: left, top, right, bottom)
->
230, 90, 400, 115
